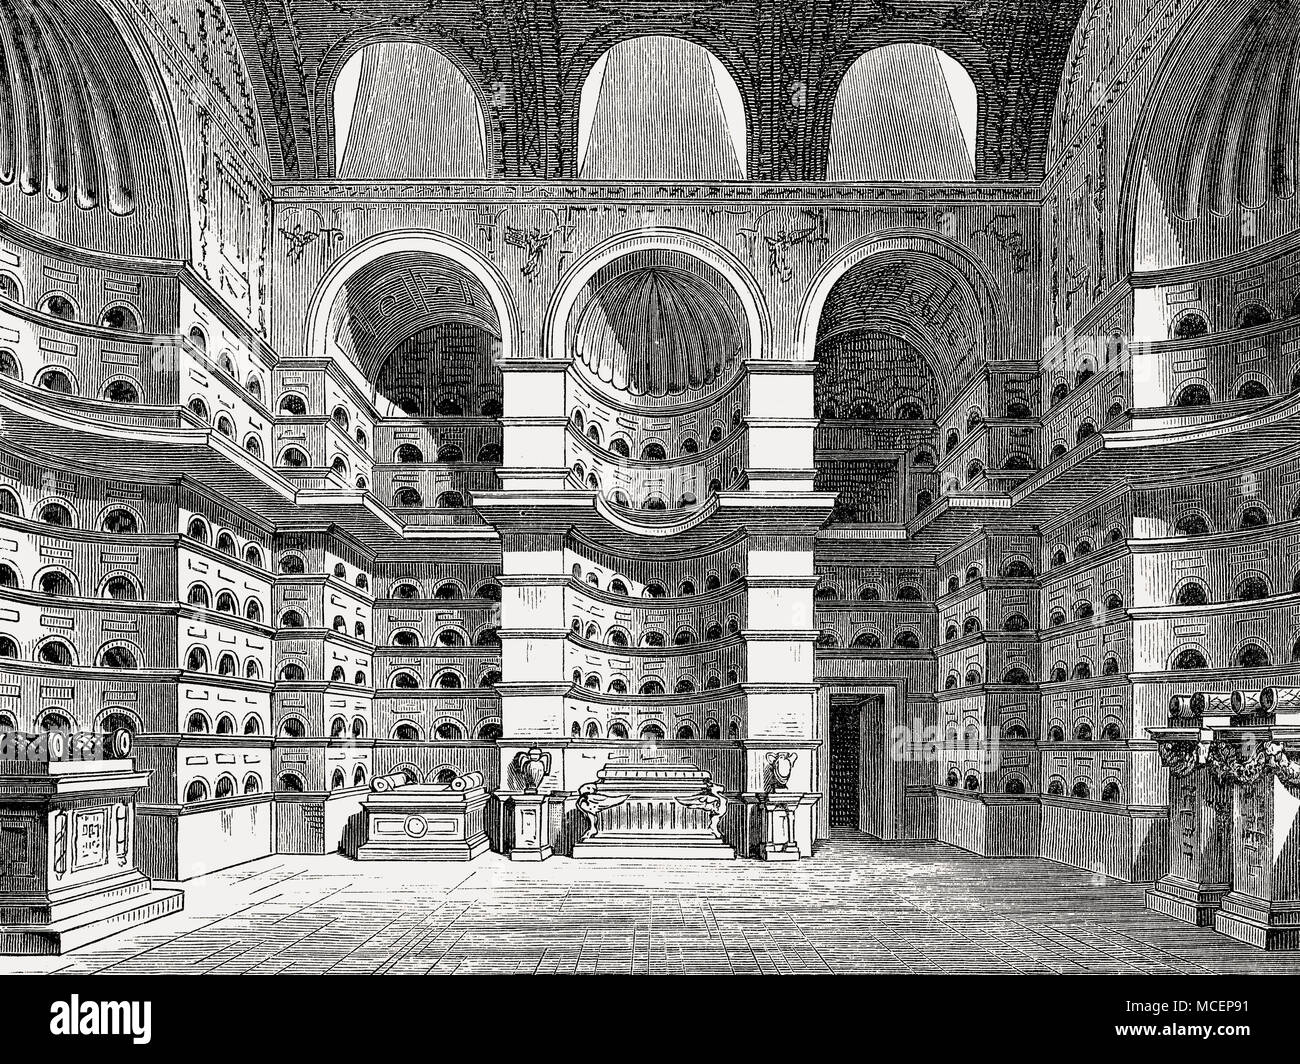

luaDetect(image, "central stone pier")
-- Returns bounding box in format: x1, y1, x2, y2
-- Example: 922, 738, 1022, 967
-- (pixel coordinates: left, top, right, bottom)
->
571, 763, 735, 860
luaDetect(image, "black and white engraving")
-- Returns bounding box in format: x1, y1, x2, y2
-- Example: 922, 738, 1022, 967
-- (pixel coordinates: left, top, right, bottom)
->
0, 0, 1298, 978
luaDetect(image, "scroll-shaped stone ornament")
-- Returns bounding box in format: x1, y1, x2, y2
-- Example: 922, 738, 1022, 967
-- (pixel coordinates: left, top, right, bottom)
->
46, 731, 66, 762
108, 728, 133, 759
1157, 739, 1204, 778
1191, 692, 1232, 716
1261, 687, 1300, 712
1230, 689, 1266, 716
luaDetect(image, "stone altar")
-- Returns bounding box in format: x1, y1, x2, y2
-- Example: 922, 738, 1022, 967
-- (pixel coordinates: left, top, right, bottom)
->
571, 762, 735, 860
0, 752, 183, 955
1148, 686, 1300, 948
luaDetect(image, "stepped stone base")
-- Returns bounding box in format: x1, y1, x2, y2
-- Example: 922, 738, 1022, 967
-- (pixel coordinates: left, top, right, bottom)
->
1146, 875, 1229, 927
573, 834, 736, 860
0, 887, 183, 955
0, 758, 185, 955
1214, 893, 1300, 950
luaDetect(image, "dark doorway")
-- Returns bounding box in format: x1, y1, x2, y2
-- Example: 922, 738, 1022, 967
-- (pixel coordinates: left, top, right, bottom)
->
828, 704, 862, 827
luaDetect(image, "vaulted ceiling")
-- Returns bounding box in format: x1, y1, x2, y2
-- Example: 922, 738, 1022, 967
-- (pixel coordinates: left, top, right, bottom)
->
221, 0, 1091, 182
816, 251, 989, 408
0, 0, 180, 253
328, 251, 501, 377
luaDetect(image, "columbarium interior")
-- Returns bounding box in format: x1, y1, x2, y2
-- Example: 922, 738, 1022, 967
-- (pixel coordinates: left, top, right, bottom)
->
3, 0, 1300, 949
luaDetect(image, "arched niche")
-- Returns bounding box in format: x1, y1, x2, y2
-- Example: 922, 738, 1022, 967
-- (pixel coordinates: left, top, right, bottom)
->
328, 252, 503, 417
804, 234, 996, 524
801, 236, 998, 402
567, 249, 750, 400
548, 229, 765, 369
305, 230, 518, 403
549, 230, 764, 530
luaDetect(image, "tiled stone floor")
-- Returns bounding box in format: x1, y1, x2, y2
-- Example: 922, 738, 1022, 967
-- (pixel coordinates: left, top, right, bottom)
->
5, 836, 1299, 974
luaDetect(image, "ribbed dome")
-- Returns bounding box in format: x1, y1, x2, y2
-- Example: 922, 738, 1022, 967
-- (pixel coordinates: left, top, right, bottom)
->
0, 0, 143, 214
570, 252, 746, 398
1170, 0, 1299, 217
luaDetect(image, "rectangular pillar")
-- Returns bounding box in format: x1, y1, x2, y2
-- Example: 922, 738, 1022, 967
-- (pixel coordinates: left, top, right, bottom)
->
1146, 764, 1232, 926
498, 360, 569, 491
744, 361, 817, 493
1215, 766, 1300, 949
742, 536, 820, 854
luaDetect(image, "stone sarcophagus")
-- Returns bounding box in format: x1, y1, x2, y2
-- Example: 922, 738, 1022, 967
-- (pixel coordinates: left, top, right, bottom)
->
571, 762, 735, 860
355, 771, 491, 861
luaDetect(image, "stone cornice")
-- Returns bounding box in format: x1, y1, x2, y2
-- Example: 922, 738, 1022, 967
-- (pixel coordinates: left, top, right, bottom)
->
273, 181, 1041, 205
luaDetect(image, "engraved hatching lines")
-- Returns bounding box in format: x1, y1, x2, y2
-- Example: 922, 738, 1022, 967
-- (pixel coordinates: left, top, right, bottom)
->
8, 840, 1300, 974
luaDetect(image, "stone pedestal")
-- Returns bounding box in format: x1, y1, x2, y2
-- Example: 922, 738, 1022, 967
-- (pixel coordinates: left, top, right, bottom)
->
0, 760, 183, 955
1214, 770, 1300, 949
504, 792, 554, 861
740, 742, 820, 857
1146, 738, 1231, 926
1148, 718, 1300, 948
355, 783, 490, 861
743, 792, 820, 860
572, 763, 735, 859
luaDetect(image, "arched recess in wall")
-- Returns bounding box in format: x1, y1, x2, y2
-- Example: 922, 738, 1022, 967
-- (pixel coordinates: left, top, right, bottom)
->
801, 233, 1000, 523
330, 40, 490, 179
799, 233, 1001, 365
1118, 0, 1300, 274
575, 37, 748, 180
548, 229, 765, 531
0, 0, 185, 256
306, 231, 518, 420
547, 230, 765, 366
826, 45, 977, 181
